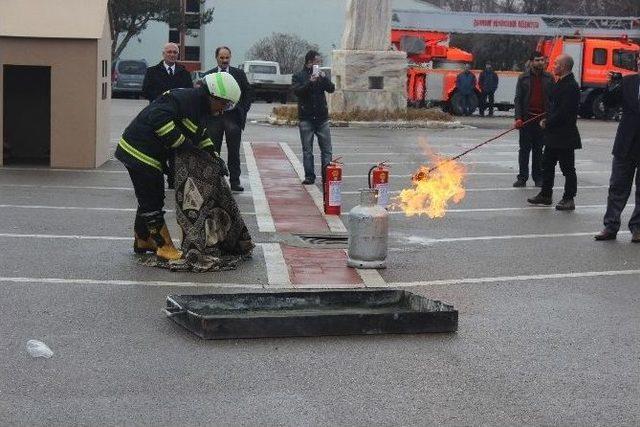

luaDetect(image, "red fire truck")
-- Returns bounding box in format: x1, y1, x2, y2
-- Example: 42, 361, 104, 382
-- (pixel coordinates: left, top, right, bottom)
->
392, 10, 640, 118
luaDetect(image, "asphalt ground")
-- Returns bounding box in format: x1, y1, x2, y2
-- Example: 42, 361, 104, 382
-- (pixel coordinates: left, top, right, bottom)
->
0, 100, 638, 425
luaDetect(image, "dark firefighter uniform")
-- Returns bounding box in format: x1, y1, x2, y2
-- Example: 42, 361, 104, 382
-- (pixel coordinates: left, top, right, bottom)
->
115, 87, 219, 260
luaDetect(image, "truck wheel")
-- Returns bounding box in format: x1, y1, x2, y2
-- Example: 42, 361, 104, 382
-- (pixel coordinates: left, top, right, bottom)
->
591, 93, 611, 120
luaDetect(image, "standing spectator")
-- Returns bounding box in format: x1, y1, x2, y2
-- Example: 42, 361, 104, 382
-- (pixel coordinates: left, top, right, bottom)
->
204, 46, 253, 192
455, 64, 477, 116
594, 59, 640, 242
478, 62, 499, 117
292, 50, 335, 185
513, 51, 554, 188
527, 54, 581, 210
142, 42, 193, 189
142, 43, 193, 102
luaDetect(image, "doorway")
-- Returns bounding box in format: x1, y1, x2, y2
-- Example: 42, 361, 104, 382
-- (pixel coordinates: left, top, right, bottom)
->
3, 65, 51, 165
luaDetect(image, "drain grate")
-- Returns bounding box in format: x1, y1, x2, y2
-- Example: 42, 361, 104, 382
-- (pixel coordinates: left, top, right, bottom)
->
295, 233, 348, 246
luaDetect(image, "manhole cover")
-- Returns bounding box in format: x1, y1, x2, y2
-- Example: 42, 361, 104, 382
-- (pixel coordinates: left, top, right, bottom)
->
295, 233, 348, 246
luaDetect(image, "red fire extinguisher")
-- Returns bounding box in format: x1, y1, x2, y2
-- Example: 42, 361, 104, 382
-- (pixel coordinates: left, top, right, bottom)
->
324, 158, 342, 215
368, 162, 390, 207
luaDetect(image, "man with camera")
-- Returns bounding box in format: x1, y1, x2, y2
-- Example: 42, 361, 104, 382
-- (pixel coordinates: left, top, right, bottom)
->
594, 58, 640, 243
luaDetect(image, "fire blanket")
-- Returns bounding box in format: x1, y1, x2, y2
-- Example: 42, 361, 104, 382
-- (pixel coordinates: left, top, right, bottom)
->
141, 145, 254, 272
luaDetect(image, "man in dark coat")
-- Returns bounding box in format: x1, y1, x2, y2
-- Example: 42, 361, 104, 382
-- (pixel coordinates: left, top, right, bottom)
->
292, 50, 335, 185
203, 46, 253, 192
142, 43, 193, 102
478, 62, 499, 117
513, 51, 555, 188
594, 56, 640, 242
527, 54, 581, 211
455, 64, 477, 116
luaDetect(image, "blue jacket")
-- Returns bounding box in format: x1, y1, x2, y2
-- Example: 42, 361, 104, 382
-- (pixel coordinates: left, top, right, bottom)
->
456, 71, 477, 95
479, 70, 499, 93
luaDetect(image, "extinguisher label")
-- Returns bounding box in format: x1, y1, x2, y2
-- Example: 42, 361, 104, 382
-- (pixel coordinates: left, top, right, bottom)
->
376, 183, 389, 207
329, 181, 342, 206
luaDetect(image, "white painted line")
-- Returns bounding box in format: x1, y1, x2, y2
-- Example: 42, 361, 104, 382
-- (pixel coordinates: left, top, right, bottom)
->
0, 232, 131, 240
342, 160, 593, 166
383, 204, 608, 215
399, 230, 630, 245
261, 243, 291, 287
0, 167, 128, 174
392, 269, 640, 288
0, 204, 139, 212
342, 171, 610, 178
279, 142, 347, 233
0, 184, 134, 191
341, 185, 610, 195
3, 268, 639, 290
0, 276, 264, 289
242, 141, 276, 232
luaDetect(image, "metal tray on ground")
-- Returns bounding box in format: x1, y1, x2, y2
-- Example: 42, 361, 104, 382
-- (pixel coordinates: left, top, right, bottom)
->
164, 290, 457, 339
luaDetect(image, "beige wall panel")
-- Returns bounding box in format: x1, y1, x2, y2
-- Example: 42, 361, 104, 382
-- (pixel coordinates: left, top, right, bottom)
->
95, 19, 112, 167
0, 38, 98, 168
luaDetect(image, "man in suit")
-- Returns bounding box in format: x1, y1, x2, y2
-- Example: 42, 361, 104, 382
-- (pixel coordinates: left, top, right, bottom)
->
594, 56, 640, 243
203, 46, 253, 192
142, 43, 193, 102
527, 54, 581, 211
142, 43, 193, 189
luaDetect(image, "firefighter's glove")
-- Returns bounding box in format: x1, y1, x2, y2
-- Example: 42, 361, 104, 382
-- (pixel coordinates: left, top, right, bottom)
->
514, 119, 524, 129
203, 147, 229, 177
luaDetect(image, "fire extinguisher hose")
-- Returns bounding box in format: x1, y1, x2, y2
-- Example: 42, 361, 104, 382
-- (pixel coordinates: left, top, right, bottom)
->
368, 161, 389, 189
420, 112, 547, 177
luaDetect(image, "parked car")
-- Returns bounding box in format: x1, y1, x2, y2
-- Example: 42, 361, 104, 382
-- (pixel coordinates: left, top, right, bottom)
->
112, 59, 147, 98
239, 60, 292, 103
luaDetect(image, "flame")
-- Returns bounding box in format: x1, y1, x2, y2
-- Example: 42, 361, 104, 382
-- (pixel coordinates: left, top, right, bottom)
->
395, 156, 466, 218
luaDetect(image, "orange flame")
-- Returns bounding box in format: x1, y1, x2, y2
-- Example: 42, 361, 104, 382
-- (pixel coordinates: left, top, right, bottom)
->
395, 156, 466, 218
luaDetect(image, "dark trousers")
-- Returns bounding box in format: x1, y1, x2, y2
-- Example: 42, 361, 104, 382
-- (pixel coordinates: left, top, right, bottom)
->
126, 166, 165, 216
539, 147, 577, 199
517, 121, 544, 183
460, 93, 475, 116
479, 91, 495, 116
210, 114, 242, 185
603, 156, 640, 233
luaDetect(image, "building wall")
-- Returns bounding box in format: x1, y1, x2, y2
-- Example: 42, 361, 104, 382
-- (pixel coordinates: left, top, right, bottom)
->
119, 0, 440, 71
0, 37, 98, 168
95, 17, 112, 167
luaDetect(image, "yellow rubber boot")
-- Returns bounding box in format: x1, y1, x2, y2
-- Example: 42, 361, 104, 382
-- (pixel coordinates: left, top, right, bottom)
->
155, 223, 183, 261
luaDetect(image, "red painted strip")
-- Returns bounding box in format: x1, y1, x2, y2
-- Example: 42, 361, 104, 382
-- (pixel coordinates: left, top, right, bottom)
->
251, 142, 363, 287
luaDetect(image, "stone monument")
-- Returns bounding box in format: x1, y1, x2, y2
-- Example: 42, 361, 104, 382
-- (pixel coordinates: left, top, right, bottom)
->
329, 0, 407, 114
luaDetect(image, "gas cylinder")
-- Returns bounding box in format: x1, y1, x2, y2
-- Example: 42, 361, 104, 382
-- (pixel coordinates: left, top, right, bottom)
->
347, 188, 388, 269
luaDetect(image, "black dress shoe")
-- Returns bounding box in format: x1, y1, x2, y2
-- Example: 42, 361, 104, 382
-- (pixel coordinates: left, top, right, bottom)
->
230, 184, 244, 192
594, 230, 617, 241
513, 179, 526, 188
302, 178, 315, 185
527, 193, 552, 205
631, 230, 640, 243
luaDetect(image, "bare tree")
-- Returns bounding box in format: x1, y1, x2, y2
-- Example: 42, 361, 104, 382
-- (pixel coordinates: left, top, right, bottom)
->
108, 0, 213, 61
246, 33, 319, 74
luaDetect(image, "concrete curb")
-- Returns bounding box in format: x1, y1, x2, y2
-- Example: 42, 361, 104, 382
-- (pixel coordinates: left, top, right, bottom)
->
265, 116, 464, 129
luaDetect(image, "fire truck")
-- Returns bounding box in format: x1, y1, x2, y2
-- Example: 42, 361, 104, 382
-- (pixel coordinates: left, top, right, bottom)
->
392, 10, 640, 118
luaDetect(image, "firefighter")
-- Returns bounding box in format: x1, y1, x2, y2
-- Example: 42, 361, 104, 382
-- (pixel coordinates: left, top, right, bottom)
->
115, 72, 241, 261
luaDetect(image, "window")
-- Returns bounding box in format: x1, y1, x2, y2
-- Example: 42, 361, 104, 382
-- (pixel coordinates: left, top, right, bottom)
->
101, 60, 108, 77
185, 0, 200, 13
169, 30, 179, 44
613, 50, 638, 71
369, 76, 384, 89
102, 82, 108, 100
248, 64, 277, 74
185, 14, 200, 30
184, 46, 200, 61
592, 48, 607, 65
117, 60, 147, 75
